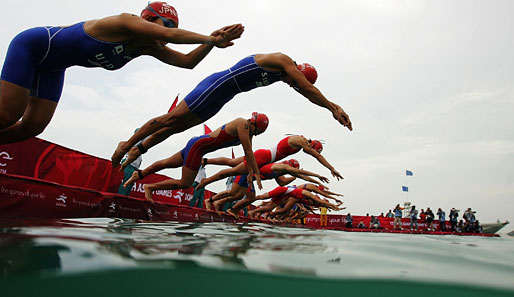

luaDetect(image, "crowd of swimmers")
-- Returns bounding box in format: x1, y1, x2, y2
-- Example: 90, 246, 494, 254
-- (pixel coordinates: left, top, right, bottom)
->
1, 2, 352, 221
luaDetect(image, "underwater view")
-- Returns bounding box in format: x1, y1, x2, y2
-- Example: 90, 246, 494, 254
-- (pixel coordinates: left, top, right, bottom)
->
1, 218, 513, 297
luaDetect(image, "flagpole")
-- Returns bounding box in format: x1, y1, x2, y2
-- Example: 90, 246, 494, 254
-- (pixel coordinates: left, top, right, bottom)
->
405, 172, 408, 202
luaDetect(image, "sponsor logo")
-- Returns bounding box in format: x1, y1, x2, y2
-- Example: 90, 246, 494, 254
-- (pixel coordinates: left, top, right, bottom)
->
172, 190, 184, 202
109, 202, 116, 213
195, 213, 199, 221
0, 151, 13, 170
56, 193, 67, 207
147, 208, 153, 219
173, 211, 178, 219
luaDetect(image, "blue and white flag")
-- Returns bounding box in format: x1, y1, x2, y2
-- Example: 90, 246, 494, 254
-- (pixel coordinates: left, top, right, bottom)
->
406, 170, 413, 176
402, 186, 409, 192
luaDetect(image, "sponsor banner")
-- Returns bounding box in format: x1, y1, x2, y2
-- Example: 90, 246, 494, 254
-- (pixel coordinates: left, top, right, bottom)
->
127, 176, 215, 206
0, 173, 249, 225
305, 214, 452, 231
0, 138, 217, 206
0, 138, 122, 192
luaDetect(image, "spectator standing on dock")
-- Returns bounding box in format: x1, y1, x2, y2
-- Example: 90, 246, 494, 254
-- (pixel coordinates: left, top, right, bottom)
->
463, 208, 476, 232
425, 208, 435, 231
117, 129, 143, 196
386, 210, 394, 218
357, 221, 366, 229
189, 164, 206, 208
409, 206, 418, 230
393, 204, 403, 230
345, 213, 353, 228
319, 202, 328, 227
419, 209, 426, 226
449, 208, 459, 231
437, 208, 447, 231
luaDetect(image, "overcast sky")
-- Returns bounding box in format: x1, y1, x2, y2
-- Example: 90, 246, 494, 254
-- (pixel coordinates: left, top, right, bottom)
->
1, 0, 513, 232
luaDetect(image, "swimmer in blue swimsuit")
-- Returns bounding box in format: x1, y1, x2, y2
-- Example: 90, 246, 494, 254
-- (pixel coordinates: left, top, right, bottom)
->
0, 1, 244, 144
121, 113, 269, 203
112, 52, 353, 168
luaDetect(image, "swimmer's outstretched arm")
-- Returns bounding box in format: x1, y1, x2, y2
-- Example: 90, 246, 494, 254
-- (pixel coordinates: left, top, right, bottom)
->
275, 164, 329, 184
302, 191, 339, 210
148, 25, 244, 69
110, 14, 243, 48
300, 184, 342, 204
295, 137, 344, 181
236, 119, 262, 190
258, 53, 352, 131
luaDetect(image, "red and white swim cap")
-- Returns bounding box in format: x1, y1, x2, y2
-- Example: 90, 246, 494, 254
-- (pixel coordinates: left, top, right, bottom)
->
283, 159, 300, 169
141, 2, 179, 27
310, 140, 323, 153
296, 63, 318, 84
250, 112, 269, 135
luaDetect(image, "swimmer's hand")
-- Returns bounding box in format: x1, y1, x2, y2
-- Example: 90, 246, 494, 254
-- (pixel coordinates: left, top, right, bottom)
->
331, 169, 343, 181
318, 175, 329, 183
332, 103, 352, 131
211, 24, 244, 48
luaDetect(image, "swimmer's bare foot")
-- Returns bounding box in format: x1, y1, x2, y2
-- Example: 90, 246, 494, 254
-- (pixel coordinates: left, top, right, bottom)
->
204, 198, 213, 210
111, 141, 128, 167
121, 147, 142, 170
268, 218, 279, 224
226, 208, 239, 220
123, 171, 140, 188
144, 186, 155, 204
213, 200, 222, 212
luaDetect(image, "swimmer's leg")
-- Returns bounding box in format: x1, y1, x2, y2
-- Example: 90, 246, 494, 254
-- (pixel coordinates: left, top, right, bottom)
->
143, 165, 197, 203
113, 101, 202, 167
0, 92, 56, 144
204, 156, 244, 167
197, 162, 248, 189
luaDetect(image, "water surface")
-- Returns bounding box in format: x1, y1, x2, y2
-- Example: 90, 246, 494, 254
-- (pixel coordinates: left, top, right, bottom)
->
1, 218, 513, 297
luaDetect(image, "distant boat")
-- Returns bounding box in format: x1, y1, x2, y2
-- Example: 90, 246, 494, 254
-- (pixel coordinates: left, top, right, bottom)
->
481, 220, 509, 234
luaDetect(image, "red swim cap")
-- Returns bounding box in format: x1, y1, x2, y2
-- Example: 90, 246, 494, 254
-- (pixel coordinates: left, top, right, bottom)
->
310, 140, 323, 153
141, 2, 179, 27
296, 63, 318, 84
250, 112, 269, 135
283, 159, 300, 169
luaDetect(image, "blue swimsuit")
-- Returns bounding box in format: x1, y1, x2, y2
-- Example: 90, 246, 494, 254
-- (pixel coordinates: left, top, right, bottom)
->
183, 55, 282, 121
1, 22, 138, 102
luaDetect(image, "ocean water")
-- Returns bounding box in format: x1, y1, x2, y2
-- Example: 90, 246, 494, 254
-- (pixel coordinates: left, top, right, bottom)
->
1, 218, 513, 297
